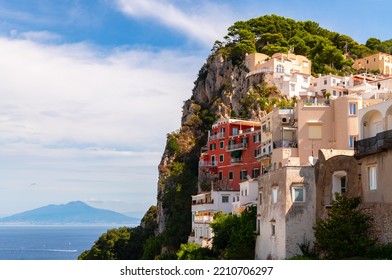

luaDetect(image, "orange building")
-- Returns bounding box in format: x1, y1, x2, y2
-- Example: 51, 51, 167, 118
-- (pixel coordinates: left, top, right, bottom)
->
198, 119, 262, 191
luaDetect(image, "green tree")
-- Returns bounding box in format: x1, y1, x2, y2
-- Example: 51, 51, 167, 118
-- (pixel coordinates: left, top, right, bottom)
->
176, 243, 216, 260
313, 194, 376, 259
210, 206, 257, 259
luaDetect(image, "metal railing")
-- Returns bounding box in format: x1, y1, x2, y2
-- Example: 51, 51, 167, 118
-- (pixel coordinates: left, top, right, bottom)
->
273, 140, 298, 148
354, 129, 392, 159
227, 143, 247, 151
231, 157, 242, 164
199, 160, 217, 167
209, 132, 225, 141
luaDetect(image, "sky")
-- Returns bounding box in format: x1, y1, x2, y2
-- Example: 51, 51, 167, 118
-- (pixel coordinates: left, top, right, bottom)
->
1, 0, 392, 218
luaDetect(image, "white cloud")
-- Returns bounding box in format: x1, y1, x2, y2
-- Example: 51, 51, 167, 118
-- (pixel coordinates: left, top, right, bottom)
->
0, 36, 204, 216
10, 30, 63, 43
115, 0, 233, 47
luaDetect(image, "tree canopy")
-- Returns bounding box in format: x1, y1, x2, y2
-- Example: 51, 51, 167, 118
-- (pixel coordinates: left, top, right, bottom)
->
313, 194, 376, 259
214, 14, 391, 74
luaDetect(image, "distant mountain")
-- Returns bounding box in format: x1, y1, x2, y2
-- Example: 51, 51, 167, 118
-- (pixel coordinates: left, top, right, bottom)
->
0, 201, 141, 225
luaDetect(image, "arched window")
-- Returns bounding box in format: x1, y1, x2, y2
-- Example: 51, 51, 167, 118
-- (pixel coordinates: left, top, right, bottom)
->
276, 64, 285, 73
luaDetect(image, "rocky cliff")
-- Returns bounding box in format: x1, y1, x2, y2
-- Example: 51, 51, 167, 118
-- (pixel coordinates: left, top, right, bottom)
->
155, 52, 267, 251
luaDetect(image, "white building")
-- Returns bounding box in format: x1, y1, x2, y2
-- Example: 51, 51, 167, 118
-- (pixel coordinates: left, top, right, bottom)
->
311, 74, 350, 98
189, 189, 239, 247
232, 180, 259, 214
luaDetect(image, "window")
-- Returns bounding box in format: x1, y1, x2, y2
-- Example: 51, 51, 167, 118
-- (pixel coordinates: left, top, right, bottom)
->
271, 224, 276, 236
349, 103, 357, 116
332, 171, 347, 198
303, 76, 308, 83
292, 186, 305, 203
368, 166, 377, 190
256, 219, 261, 235
276, 64, 284, 73
333, 90, 337, 96
222, 196, 229, 203
253, 134, 261, 142
210, 143, 216, 150
252, 168, 260, 178
232, 127, 239, 135
341, 176, 347, 194
308, 123, 322, 139
229, 171, 234, 180
219, 171, 223, 180
211, 155, 216, 166
349, 135, 357, 149
272, 188, 278, 204
259, 192, 263, 205
254, 149, 261, 157
219, 154, 224, 162
324, 79, 327, 85
240, 170, 248, 180
219, 141, 224, 149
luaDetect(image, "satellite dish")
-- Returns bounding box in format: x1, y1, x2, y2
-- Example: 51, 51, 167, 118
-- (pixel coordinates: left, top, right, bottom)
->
308, 156, 318, 166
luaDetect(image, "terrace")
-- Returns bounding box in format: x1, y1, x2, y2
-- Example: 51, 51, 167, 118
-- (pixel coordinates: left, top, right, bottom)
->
354, 129, 392, 159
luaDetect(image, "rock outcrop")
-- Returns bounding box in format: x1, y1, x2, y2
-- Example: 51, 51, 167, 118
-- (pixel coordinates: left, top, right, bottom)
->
155, 53, 266, 251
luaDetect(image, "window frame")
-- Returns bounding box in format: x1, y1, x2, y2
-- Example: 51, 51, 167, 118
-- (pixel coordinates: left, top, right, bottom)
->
229, 171, 234, 181
291, 185, 305, 203
272, 187, 278, 204
221, 195, 229, 203
349, 102, 357, 116
368, 165, 377, 190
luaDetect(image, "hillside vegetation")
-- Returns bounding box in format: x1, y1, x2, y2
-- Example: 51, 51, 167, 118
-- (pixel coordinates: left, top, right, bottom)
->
213, 14, 392, 74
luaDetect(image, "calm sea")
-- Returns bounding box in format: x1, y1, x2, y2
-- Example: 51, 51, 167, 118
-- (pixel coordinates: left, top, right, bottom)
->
0, 225, 138, 260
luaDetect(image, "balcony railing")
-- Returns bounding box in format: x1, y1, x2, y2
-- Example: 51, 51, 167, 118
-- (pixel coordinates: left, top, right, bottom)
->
199, 160, 217, 167
354, 129, 392, 159
231, 157, 242, 164
273, 140, 298, 148
227, 143, 247, 151
209, 132, 225, 141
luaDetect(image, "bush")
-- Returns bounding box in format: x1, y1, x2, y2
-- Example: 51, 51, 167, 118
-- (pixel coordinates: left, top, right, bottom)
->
313, 194, 376, 259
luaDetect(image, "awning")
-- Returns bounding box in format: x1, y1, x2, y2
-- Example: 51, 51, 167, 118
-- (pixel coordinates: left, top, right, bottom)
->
231, 150, 242, 157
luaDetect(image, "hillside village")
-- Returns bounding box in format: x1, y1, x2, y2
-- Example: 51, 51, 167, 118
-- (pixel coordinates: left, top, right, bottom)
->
188, 51, 392, 259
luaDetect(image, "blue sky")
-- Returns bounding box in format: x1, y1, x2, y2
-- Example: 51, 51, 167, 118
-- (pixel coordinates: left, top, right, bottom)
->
0, 0, 391, 218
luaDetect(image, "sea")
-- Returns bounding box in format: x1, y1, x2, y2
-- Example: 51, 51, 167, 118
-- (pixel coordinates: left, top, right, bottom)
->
0, 224, 139, 260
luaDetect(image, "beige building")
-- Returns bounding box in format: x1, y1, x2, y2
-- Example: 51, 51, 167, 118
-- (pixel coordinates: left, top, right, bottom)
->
245, 52, 312, 98
352, 52, 392, 75
255, 166, 316, 260
263, 96, 363, 171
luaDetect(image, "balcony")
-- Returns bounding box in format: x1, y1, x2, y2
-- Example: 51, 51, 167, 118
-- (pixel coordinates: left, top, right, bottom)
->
209, 132, 225, 141
199, 160, 217, 167
231, 157, 242, 164
303, 98, 330, 107
227, 143, 247, 151
354, 129, 392, 159
273, 140, 298, 148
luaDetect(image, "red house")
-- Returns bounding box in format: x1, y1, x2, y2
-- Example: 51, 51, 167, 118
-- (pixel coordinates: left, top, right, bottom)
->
198, 119, 262, 191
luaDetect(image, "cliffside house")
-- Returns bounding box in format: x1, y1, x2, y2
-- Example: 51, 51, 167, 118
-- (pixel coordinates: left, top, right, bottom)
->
352, 52, 392, 75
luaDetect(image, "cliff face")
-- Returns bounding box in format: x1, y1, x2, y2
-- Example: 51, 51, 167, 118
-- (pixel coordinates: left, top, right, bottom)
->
155, 53, 267, 251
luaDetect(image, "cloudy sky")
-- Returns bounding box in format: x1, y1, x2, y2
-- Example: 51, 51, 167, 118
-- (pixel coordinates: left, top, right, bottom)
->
0, 0, 391, 218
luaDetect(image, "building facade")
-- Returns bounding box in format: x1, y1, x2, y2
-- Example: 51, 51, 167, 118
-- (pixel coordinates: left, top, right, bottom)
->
352, 52, 392, 75
255, 166, 316, 260
198, 119, 262, 192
